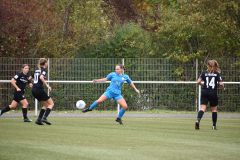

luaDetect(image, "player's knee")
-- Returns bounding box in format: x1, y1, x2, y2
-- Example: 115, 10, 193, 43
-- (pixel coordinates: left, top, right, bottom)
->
122, 105, 128, 110
23, 102, 29, 108
9, 105, 16, 109
48, 103, 54, 109
200, 106, 207, 112
211, 108, 217, 112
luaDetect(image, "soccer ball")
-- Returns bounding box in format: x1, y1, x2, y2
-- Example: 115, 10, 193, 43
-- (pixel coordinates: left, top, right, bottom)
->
76, 100, 86, 109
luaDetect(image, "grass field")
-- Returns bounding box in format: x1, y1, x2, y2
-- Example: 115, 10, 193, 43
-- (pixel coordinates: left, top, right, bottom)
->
0, 114, 240, 160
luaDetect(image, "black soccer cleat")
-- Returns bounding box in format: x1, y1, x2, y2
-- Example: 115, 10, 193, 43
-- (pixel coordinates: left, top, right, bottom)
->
195, 121, 200, 130
24, 117, 32, 122
82, 108, 92, 113
35, 119, 44, 125
212, 126, 217, 130
115, 118, 123, 125
42, 118, 52, 125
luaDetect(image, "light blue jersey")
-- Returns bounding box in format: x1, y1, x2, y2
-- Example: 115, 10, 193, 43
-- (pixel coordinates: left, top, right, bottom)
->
102, 72, 132, 101
106, 72, 132, 95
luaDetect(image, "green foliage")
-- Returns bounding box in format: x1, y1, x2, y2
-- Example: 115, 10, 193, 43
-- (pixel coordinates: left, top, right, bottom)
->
154, 0, 240, 59
0, 0, 111, 58
1, 0, 239, 60
77, 23, 154, 58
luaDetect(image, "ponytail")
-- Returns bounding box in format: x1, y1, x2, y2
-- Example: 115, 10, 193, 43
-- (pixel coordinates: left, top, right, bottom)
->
38, 58, 48, 69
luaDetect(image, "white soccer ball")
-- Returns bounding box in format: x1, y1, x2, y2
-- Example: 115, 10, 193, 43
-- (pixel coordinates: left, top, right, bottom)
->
76, 100, 86, 109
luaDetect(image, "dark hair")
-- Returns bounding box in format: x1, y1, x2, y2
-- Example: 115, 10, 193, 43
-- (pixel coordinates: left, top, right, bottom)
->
22, 64, 29, 68
116, 64, 125, 70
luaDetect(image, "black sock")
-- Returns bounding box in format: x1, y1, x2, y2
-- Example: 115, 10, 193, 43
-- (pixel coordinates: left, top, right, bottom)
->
197, 110, 204, 122
38, 109, 46, 121
1, 106, 11, 115
43, 108, 52, 119
22, 108, 28, 119
212, 112, 217, 126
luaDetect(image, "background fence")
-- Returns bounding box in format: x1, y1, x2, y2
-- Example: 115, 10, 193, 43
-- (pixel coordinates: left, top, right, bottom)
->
0, 57, 239, 111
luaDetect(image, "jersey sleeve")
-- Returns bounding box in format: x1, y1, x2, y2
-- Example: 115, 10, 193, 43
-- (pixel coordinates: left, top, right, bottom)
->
199, 72, 204, 80
41, 69, 47, 76
217, 73, 223, 82
125, 75, 132, 84
13, 72, 20, 80
106, 72, 114, 80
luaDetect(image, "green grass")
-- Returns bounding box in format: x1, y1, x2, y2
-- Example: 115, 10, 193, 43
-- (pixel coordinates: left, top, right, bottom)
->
0, 117, 240, 160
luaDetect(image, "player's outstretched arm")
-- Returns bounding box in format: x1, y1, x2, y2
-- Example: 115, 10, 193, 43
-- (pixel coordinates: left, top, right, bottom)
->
93, 78, 108, 83
130, 82, 140, 95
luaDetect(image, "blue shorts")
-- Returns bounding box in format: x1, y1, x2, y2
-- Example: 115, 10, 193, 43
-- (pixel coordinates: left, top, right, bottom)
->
104, 90, 123, 101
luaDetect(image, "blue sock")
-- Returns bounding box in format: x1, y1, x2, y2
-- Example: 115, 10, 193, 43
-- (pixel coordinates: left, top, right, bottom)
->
118, 108, 126, 119
89, 101, 98, 110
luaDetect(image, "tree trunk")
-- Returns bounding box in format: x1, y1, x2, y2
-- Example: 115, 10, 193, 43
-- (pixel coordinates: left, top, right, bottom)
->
62, 0, 73, 41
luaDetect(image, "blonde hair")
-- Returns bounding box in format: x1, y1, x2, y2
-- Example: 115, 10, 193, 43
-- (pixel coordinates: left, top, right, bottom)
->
207, 59, 221, 73
38, 58, 48, 69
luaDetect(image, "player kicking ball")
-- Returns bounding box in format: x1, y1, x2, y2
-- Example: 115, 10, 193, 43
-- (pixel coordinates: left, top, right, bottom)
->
195, 60, 224, 130
82, 64, 140, 125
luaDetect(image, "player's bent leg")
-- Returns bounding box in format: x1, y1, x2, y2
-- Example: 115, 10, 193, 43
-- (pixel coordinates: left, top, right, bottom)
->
9, 100, 18, 110
82, 94, 108, 113
20, 99, 32, 122
96, 94, 108, 104
117, 98, 128, 110
211, 106, 218, 130
116, 98, 128, 125
195, 105, 207, 130
1, 101, 18, 116
46, 98, 54, 109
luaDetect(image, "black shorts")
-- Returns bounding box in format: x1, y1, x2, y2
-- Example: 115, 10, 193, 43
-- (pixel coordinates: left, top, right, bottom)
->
32, 88, 50, 102
201, 89, 218, 107
13, 91, 26, 103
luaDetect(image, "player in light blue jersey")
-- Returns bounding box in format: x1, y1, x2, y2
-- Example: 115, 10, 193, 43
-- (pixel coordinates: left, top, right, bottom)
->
82, 64, 140, 125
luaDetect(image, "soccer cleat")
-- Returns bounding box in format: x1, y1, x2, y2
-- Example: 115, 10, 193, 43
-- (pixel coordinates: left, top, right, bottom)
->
115, 118, 123, 125
212, 126, 217, 130
42, 118, 52, 125
24, 117, 32, 122
82, 108, 92, 113
35, 119, 44, 125
195, 121, 200, 130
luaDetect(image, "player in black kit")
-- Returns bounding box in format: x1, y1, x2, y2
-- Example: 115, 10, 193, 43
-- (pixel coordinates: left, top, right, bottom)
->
0, 64, 33, 122
195, 60, 224, 130
32, 58, 54, 125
